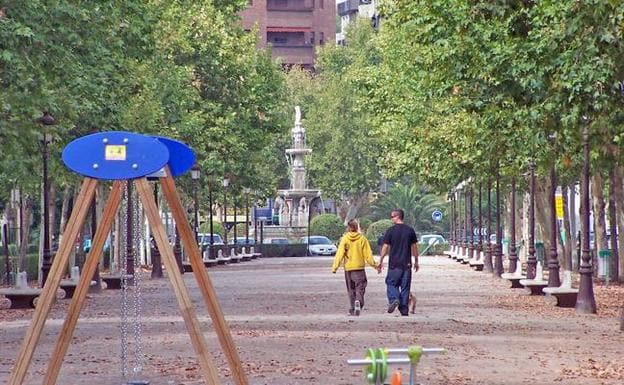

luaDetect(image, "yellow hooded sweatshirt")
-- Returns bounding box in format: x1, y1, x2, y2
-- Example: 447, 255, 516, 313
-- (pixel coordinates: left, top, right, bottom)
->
331, 231, 378, 273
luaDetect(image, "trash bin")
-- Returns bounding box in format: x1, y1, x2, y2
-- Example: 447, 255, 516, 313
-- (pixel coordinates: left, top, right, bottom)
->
598, 249, 611, 278
535, 241, 545, 264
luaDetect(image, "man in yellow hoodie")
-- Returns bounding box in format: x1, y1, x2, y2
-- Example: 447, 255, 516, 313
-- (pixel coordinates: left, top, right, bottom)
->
332, 219, 379, 316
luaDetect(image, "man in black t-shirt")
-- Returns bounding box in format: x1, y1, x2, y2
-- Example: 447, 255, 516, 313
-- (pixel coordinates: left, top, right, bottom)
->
377, 209, 419, 316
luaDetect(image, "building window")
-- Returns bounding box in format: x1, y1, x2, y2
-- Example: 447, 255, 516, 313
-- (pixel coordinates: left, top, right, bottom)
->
310, 31, 315, 44
320, 0, 323, 8
320, 32, 324, 45
273, 36, 288, 44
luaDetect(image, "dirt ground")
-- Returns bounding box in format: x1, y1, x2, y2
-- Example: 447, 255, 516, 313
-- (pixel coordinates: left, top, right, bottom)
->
1, 255, 623, 385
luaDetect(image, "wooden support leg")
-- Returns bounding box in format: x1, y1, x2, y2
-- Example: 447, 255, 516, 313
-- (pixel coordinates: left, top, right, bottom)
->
135, 177, 222, 385
43, 180, 124, 385
160, 172, 248, 385
8, 178, 98, 385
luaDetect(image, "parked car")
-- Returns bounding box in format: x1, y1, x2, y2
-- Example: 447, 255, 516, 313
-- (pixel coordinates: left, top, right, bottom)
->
198, 233, 224, 249
229, 237, 256, 245
263, 237, 290, 244
420, 234, 447, 245
300, 236, 337, 256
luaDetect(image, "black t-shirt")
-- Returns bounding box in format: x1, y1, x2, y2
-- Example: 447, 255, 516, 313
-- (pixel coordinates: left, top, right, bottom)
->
383, 223, 418, 269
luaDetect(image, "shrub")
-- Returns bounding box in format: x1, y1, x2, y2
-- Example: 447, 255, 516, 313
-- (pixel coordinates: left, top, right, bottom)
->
309, 214, 344, 241
199, 221, 224, 236
417, 243, 449, 256
365, 219, 394, 254
259, 244, 308, 258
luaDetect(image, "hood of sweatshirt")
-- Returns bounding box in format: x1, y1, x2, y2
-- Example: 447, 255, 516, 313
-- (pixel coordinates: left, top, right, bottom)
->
345, 231, 362, 242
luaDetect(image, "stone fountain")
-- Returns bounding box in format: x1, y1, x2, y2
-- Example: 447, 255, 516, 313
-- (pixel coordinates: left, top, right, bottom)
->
268, 106, 321, 239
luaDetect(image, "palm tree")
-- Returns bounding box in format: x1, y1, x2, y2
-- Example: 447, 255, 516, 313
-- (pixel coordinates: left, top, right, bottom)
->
370, 184, 447, 234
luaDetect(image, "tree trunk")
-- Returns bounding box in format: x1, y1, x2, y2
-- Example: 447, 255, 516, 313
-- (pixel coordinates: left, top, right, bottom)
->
591, 173, 607, 277
613, 165, 624, 281
608, 169, 620, 282
341, 193, 369, 224
561, 185, 573, 271
17, 196, 33, 273
58, 186, 73, 241
534, 175, 551, 261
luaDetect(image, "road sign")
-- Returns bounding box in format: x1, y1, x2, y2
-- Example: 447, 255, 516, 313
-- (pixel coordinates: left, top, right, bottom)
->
432, 210, 443, 222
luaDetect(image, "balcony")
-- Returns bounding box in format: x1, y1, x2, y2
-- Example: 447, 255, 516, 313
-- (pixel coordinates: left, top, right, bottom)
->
337, 0, 359, 16
267, 0, 314, 12
269, 44, 315, 66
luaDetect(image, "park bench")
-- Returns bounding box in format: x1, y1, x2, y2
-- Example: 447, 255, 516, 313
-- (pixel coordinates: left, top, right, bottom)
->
60, 266, 96, 298
519, 261, 548, 295
250, 246, 262, 259
60, 279, 95, 299
469, 251, 485, 271
542, 270, 578, 308
229, 247, 242, 263
0, 287, 42, 309
202, 249, 218, 268
443, 245, 456, 259
240, 247, 253, 262
501, 261, 526, 288
216, 249, 230, 265
101, 274, 123, 289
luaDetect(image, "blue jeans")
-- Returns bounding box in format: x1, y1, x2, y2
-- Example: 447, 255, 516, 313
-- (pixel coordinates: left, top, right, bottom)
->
385, 267, 412, 315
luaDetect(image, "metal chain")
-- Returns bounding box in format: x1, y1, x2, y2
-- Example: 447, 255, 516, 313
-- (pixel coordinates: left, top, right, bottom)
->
132, 192, 144, 375
119, 185, 129, 378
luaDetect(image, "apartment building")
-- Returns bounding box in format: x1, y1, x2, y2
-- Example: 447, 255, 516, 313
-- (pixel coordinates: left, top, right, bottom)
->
336, 0, 378, 45
240, 0, 336, 69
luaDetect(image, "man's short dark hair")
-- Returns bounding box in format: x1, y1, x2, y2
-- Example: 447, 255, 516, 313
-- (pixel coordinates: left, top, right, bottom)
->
391, 209, 404, 220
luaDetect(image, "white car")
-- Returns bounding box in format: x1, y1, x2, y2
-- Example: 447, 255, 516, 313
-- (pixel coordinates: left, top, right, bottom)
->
300, 236, 337, 256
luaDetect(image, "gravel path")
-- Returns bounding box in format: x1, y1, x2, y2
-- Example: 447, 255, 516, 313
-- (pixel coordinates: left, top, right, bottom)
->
1, 255, 623, 385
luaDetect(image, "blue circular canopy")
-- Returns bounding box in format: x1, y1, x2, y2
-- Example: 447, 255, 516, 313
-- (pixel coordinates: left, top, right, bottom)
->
62, 131, 170, 180
153, 136, 196, 178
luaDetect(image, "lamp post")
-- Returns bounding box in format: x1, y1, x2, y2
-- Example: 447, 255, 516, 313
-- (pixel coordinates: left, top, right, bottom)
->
208, 177, 214, 258
477, 183, 482, 261
493, 169, 504, 277
547, 162, 561, 287
576, 118, 596, 314
508, 177, 518, 273
484, 179, 493, 273
222, 177, 229, 244
244, 187, 251, 244
526, 161, 537, 279
39, 111, 56, 286
468, 184, 474, 261
190, 163, 200, 244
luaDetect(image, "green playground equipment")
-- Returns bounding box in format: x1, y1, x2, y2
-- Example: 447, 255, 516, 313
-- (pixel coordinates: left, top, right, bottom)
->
347, 346, 446, 385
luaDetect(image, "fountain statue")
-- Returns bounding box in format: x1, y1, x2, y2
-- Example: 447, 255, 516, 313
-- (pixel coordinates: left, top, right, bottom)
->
268, 106, 321, 238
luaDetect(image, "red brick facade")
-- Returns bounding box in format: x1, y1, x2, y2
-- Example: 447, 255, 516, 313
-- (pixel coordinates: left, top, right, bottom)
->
240, 0, 336, 69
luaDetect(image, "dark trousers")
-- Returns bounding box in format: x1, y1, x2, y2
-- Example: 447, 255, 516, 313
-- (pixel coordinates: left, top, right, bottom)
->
344, 269, 367, 311
385, 267, 412, 315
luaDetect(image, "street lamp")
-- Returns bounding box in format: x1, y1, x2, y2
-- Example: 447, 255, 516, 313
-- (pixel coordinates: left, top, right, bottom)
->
222, 177, 229, 244
576, 117, 596, 314
243, 187, 251, 244
191, 163, 200, 244
546, 134, 561, 287
208, 176, 214, 257
526, 161, 537, 279
38, 111, 56, 286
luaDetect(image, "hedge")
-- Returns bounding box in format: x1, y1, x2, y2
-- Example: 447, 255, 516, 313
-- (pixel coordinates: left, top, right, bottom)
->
309, 214, 344, 241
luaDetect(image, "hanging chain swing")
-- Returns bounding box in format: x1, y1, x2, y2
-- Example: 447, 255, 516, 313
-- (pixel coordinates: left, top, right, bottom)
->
120, 184, 146, 384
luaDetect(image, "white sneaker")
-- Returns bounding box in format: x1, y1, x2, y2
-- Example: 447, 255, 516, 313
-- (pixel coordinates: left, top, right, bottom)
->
354, 300, 361, 316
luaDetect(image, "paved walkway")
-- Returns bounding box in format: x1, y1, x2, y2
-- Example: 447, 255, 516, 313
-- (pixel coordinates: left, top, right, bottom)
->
1, 255, 622, 384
